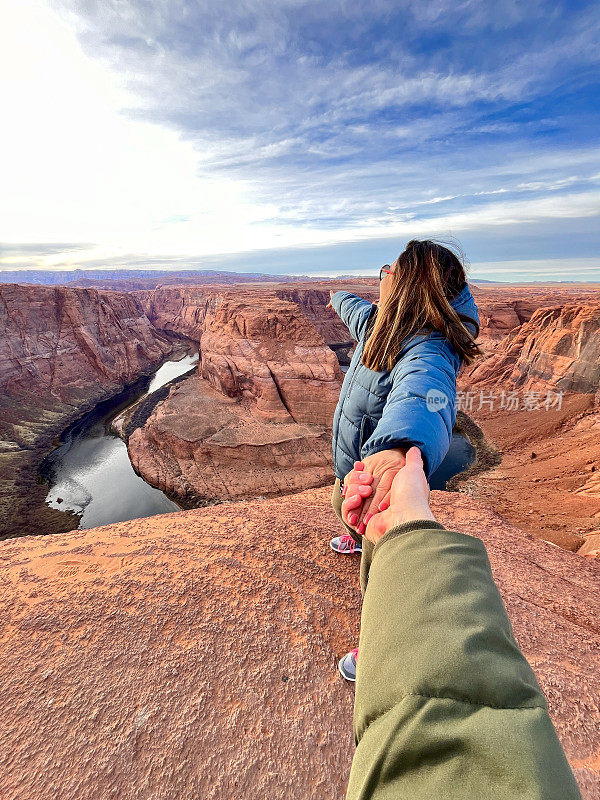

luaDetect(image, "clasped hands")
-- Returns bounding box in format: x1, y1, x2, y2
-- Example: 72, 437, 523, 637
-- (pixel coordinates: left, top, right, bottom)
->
341, 446, 408, 545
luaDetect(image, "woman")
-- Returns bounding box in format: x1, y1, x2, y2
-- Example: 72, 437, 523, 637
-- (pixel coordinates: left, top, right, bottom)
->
327, 239, 482, 680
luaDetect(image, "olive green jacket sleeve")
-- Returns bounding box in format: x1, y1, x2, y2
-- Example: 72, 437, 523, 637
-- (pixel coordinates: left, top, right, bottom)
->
347, 520, 581, 800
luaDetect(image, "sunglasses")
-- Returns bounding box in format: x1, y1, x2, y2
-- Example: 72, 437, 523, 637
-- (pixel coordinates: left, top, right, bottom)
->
379, 264, 395, 281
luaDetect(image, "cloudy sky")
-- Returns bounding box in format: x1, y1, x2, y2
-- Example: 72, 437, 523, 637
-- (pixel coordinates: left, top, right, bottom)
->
1, 0, 599, 280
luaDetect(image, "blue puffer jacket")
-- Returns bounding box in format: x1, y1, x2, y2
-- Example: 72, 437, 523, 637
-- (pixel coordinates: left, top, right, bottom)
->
331, 284, 480, 481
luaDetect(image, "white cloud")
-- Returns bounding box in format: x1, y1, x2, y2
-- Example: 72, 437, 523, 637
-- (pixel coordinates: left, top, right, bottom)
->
0, 0, 283, 254
1, 0, 598, 272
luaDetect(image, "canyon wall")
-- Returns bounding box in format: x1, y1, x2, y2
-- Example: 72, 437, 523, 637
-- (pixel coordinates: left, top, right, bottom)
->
0, 281, 351, 535
0, 284, 173, 407
124, 289, 344, 505
136, 285, 210, 341
126, 376, 336, 505
470, 285, 600, 351
465, 302, 600, 393
4, 278, 600, 540
473, 299, 539, 348
0, 284, 176, 538
137, 282, 373, 348
199, 295, 341, 423
273, 285, 379, 345
456, 297, 600, 554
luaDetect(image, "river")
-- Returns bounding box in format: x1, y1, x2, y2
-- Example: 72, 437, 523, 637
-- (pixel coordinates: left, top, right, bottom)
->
41, 353, 474, 531
429, 432, 475, 490
40, 354, 199, 530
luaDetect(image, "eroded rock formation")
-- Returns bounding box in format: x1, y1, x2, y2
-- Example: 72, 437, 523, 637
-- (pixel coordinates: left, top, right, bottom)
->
0, 284, 173, 404
456, 295, 600, 550
274, 285, 377, 345
199, 295, 341, 423
124, 290, 344, 504
136, 285, 211, 341
465, 302, 600, 393
0, 488, 598, 799
127, 376, 336, 505
0, 284, 176, 538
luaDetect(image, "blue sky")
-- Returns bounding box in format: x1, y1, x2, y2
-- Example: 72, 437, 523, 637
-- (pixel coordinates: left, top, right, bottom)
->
0, 0, 599, 279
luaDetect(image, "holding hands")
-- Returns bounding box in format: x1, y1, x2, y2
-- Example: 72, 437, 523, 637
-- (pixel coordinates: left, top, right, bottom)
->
342, 446, 434, 545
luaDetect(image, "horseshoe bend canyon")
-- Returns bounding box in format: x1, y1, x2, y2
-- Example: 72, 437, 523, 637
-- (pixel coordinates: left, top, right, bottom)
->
1, 274, 600, 798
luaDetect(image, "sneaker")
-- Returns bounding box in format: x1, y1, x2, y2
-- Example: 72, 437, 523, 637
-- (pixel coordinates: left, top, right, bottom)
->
338, 648, 358, 682
330, 534, 362, 554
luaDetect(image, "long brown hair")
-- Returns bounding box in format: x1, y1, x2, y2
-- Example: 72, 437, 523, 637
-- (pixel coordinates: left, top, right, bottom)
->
361, 239, 483, 372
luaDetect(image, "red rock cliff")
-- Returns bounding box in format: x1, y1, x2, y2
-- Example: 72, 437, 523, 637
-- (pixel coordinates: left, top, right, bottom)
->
0, 284, 173, 405
465, 302, 600, 393
199, 294, 342, 424
455, 295, 600, 553
0, 283, 175, 538
124, 290, 344, 505
136, 285, 212, 341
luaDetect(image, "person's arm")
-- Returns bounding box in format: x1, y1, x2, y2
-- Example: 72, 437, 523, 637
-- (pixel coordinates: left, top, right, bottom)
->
329, 291, 374, 342
347, 522, 582, 800
360, 335, 458, 478
341, 336, 459, 529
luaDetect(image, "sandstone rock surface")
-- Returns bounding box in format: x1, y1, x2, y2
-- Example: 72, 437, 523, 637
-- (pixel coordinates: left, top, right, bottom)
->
137, 285, 211, 341
137, 282, 376, 350
199, 295, 342, 423
0, 488, 598, 799
468, 285, 600, 364
127, 375, 337, 506
579, 531, 600, 557
456, 293, 600, 550
0, 284, 176, 538
0, 284, 172, 405
466, 302, 600, 393
273, 285, 378, 345
124, 289, 344, 504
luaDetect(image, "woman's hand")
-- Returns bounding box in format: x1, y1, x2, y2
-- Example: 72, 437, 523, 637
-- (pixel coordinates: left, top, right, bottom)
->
363, 446, 435, 545
326, 290, 335, 309
341, 447, 407, 535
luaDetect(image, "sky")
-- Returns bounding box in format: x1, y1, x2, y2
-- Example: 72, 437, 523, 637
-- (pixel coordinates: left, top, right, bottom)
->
0, 0, 599, 280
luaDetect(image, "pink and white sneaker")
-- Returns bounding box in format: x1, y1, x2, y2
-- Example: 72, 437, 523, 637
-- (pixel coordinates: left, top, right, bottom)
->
330, 534, 362, 554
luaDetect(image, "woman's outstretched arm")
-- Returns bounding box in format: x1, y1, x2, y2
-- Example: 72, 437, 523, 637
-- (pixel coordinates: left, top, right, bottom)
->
329, 290, 373, 342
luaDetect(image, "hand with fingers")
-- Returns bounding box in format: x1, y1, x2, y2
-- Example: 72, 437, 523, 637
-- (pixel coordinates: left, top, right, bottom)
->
363, 446, 435, 545
341, 446, 408, 536
326, 290, 335, 309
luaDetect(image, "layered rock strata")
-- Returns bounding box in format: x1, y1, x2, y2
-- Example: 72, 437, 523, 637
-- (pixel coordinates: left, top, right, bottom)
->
127, 376, 336, 505
198, 295, 342, 423
457, 298, 600, 551
465, 303, 600, 393
273, 285, 378, 345
125, 292, 343, 504
0, 284, 176, 538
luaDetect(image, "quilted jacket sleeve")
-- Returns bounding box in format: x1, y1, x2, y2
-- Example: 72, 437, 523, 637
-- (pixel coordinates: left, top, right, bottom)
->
346, 522, 581, 800
360, 335, 458, 478
330, 291, 374, 343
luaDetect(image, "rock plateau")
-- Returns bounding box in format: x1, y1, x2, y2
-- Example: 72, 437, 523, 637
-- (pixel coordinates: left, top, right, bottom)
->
0, 487, 598, 800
